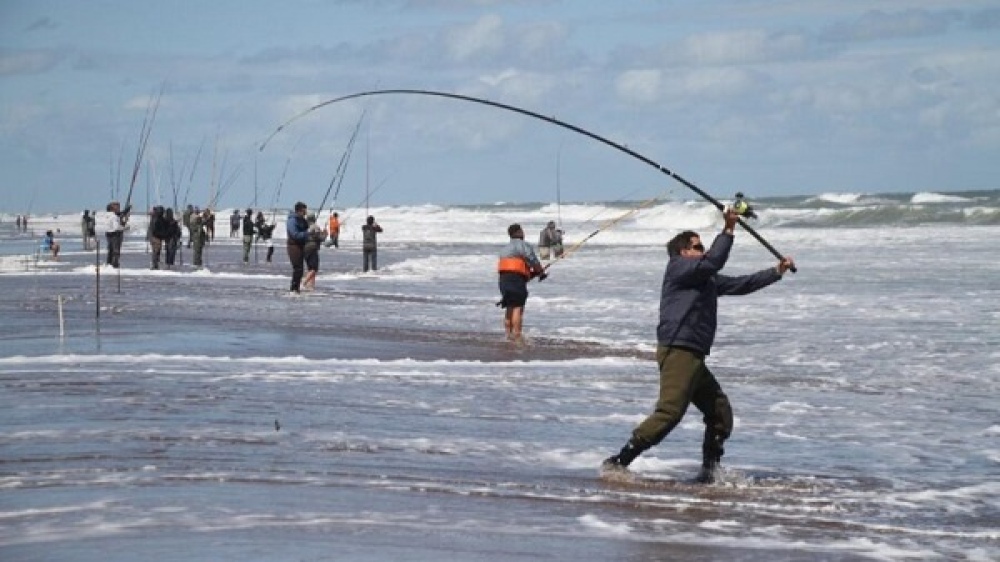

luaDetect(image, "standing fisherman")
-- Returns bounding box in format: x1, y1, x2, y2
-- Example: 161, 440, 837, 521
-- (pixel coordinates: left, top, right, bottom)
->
81, 210, 91, 250
324, 212, 341, 248
286, 202, 310, 293
361, 215, 383, 272
255, 211, 276, 263
182, 205, 194, 248
601, 208, 795, 483
301, 213, 328, 290
149, 206, 168, 269
241, 208, 255, 265
104, 200, 130, 268
230, 209, 241, 238
538, 221, 559, 260
162, 208, 182, 269
190, 208, 208, 268
497, 223, 546, 343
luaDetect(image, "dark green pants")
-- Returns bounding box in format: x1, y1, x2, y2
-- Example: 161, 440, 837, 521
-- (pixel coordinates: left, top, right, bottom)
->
632, 346, 733, 462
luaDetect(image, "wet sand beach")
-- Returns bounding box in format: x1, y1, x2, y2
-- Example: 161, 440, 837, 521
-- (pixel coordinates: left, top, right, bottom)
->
2, 223, 997, 561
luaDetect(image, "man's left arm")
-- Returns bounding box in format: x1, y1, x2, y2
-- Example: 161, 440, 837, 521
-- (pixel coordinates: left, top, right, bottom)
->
716, 257, 794, 296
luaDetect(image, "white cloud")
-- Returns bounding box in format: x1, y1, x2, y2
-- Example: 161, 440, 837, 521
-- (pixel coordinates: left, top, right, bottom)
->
679, 29, 809, 66
445, 14, 506, 62
614, 69, 663, 104
0, 50, 62, 76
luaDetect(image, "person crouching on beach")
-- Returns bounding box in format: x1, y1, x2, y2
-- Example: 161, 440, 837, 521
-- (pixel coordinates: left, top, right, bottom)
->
41, 230, 61, 260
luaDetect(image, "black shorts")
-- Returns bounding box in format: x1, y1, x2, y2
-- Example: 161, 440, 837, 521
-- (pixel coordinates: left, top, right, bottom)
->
305, 250, 319, 271
498, 272, 529, 308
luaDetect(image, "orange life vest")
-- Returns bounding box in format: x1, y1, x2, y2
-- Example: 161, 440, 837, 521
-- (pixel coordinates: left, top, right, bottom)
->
497, 256, 531, 278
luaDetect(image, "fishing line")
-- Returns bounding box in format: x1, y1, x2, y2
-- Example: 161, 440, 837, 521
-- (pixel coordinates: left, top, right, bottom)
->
544, 189, 671, 271
260, 89, 795, 272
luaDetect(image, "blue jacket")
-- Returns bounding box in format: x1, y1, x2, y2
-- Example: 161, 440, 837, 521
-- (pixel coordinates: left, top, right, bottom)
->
656, 232, 782, 355
286, 211, 309, 245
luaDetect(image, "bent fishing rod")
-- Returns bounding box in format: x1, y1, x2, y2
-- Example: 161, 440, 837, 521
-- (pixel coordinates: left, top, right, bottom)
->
261, 88, 795, 272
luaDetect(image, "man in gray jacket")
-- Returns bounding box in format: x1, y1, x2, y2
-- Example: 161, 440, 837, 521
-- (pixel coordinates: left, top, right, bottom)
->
602, 208, 795, 483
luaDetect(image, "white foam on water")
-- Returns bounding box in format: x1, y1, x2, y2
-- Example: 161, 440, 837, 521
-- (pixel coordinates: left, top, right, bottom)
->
577, 513, 632, 536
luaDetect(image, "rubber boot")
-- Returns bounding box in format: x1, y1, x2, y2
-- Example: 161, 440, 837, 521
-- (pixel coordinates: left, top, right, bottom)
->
695, 431, 725, 483
601, 436, 648, 472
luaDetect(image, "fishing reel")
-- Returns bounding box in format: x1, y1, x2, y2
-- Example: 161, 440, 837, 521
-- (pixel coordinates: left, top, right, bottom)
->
732, 192, 758, 220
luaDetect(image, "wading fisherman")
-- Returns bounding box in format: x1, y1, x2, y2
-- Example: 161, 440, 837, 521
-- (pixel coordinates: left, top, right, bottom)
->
324, 211, 341, 248
361, 215, 383, 272
497, 223, 547, 343
190, 208, 208, 268
602, 208, 795, 483
241, 208, 255, 265
286, 202, 310, 293
182, 205, 194, 248
149, 206, 169, 269
538, 221, 559, 260
162, 208, 182, 269
81, 210, 91, 250
104, 200, 130, 268
301, 213, 327, 290
255, 211, 276, 263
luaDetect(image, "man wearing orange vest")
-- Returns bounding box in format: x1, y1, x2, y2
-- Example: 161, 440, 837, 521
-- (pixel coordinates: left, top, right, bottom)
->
325, 212, 341, 248
497, 223, 547, 343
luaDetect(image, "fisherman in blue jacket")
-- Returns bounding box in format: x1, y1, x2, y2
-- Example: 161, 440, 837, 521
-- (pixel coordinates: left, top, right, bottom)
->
286, 202, 311, 293
603, 207, 795, 483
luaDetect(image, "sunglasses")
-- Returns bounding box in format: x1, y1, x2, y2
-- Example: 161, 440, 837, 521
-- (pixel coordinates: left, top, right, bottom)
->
690, 243, 705, 252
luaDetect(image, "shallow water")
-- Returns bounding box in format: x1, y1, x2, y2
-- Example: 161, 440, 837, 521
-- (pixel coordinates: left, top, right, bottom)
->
1, 216, 998, 561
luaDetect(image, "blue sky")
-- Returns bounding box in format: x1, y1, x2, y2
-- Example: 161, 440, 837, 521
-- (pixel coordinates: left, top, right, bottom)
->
2, 0, 998, 213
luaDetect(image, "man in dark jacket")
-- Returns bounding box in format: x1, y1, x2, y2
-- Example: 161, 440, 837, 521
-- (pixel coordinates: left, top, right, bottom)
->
149, 206, 170, 269
241, 208, 256, 265
286, 202, 310, 292
602, 208, 795, 483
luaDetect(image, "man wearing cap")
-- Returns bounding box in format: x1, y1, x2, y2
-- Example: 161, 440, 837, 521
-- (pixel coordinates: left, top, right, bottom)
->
497, 223, 547, 343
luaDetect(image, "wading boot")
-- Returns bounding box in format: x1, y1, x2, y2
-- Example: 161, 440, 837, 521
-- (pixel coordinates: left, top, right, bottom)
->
695, 456, 720, 484
601, 437, 647, 473
696, 431, 725, 483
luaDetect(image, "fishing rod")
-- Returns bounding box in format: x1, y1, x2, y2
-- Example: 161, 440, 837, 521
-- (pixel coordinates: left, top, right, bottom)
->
316, 109, 366, 216
124, 84, 164, 214
269, 154, 294, 224
338, 171, 395, 227
182, 136, 205, 209
261, 89, 795, 272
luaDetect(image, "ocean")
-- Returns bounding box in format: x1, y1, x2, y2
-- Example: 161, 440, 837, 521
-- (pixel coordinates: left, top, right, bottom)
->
1, 189, 998, 561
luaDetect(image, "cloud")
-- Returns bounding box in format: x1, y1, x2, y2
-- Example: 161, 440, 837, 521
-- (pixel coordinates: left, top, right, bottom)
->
614, 69, 663, 104
821, 9, 956, 43
444, 14, 506, 62
24, 17, 58, 32
0, 50, 63, 76
679, 29, 810, 66
967, 7, 1000, 30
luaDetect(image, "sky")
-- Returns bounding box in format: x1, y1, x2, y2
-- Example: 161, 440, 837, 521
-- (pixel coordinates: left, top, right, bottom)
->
2, 0, 999, 213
